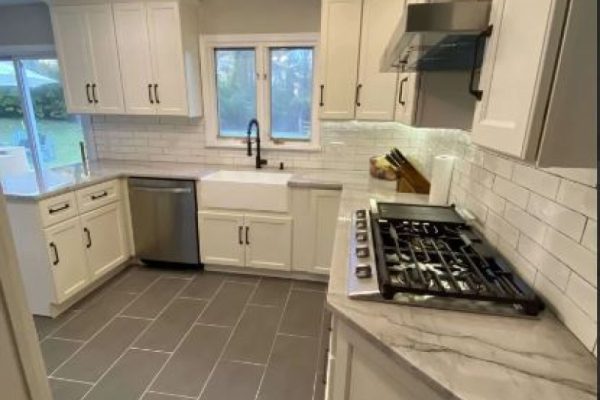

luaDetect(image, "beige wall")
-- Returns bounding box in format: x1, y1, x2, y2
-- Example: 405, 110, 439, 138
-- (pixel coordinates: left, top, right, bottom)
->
199, 0, 321, 34
0, 3, 54, 46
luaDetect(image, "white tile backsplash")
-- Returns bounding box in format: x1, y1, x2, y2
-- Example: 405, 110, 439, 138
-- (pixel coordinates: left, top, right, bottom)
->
91, 116, 597, 355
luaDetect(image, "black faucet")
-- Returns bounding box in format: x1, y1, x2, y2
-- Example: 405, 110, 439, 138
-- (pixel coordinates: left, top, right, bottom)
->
247, 119, 267, 169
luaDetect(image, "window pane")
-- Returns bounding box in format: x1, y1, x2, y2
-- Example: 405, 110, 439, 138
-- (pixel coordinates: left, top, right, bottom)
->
215, 49, 256, 137
270, 48, 313, 141
21, 59, 84, 169
0, 60, 35, 176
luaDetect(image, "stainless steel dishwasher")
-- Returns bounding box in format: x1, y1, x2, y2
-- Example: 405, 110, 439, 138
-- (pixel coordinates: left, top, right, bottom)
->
128, 178, 200, 266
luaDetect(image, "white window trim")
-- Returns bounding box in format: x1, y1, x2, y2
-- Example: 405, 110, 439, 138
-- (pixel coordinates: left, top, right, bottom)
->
200, 33, 321, 151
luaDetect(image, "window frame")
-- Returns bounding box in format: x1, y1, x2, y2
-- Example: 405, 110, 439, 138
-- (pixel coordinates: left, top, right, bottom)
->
200, 33, 321, 151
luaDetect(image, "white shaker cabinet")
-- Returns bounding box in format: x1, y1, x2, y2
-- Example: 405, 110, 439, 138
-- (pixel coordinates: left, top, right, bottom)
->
44, 218, 89, 304
319, 0, 403, 120
51, 5, 125, 114
245, 214, 292, 271
113, 1, 202, 116
198, 211, 246, 267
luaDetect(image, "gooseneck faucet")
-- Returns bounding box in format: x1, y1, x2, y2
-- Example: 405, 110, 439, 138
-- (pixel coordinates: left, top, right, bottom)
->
247, 119, 267, 169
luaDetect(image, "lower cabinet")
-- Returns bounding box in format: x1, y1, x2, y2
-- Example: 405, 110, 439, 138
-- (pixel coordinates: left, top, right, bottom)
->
44, 217, 89, 304
198, 210, 292, 270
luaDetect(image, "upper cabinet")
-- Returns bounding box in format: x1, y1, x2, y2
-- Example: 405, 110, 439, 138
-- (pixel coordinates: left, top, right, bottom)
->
319, 0, 404, 121
51, 1, 202, 117
51, 5, 125, 114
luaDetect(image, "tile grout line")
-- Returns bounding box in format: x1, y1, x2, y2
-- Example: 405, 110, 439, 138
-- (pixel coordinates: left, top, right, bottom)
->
136, 276, 233, 400
47, 376, 95, 386
43, 336, 86, 344
195, 277, 263, 400
38, 310, 82, 344
78, 275, 197, 400
46, 274, 164, 379
252, 279, 295, 400
311, 296, 329, 400
147, 390, 196, 399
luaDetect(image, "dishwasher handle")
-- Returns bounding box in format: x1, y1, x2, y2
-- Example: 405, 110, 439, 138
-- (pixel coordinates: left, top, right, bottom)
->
130, 186, 193, 194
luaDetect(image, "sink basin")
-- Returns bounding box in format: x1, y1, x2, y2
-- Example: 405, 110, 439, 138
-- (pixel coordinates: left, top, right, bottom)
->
200, 170, 292, 212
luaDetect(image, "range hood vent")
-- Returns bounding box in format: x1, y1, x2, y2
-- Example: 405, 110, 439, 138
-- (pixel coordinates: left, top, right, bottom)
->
381, 1, 492, 72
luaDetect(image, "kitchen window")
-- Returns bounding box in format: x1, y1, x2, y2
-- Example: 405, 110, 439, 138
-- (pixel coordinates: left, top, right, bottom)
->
201, 34, 320, 150
0, 57, 88, 177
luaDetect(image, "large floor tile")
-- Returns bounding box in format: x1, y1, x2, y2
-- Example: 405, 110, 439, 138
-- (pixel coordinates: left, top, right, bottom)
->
121, 278, 187, 319
83, 349, 168, 400
199, 360, 264, 400
53, 317, 149, 382
279, 290, 325, 337
133, 298, 207, 352
150, 324, 231, 398
52, 291, 137, 341
292, 280, 327, 292
34, 310, 78, 340
179, 272, 226, 300
257, 335, 320, 400
40, 338, 83, 374
224, 273, 261, 284
109, 266, 162, 293
223, 305, 281, 364
49, 378, 91, 400
249, 278, 291, 307
197, 282, 254, 327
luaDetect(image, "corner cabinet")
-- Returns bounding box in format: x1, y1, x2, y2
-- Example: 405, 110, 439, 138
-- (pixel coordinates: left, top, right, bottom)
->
319, 0, 404, 120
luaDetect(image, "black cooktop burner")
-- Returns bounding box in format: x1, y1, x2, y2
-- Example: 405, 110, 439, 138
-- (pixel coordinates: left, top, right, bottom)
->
371, 204, 544, 316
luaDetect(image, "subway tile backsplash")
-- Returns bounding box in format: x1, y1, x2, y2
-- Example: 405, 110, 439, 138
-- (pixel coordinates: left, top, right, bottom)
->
90, 116, 597, 355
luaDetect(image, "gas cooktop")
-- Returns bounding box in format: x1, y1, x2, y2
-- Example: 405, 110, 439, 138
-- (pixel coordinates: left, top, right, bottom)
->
348, 200, 544, 317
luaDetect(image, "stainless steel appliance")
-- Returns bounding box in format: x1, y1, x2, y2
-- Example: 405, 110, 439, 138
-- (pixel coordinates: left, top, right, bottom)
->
128, 178, 200, 266
348, 200, 544, 317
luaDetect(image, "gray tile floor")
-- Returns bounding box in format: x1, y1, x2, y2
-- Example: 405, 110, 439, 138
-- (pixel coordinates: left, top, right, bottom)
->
34, 265, 330, 400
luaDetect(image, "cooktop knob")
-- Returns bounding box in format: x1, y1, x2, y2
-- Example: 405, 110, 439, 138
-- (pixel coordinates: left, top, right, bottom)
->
355, 264, 372, 279
356, 245, 369, 258
355, 231, 368, 243
356, 210, 366, 219
356, 220, 367, 229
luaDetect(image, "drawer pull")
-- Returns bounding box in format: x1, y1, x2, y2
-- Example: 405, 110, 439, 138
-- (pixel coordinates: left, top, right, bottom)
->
48, 203, 70, 214
84, 227, 92, 248
91, 191, 108, 201
49, 242, 59, 265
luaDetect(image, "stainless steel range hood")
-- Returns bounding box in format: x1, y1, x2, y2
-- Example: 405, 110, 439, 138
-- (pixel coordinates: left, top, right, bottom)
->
381, 1, 491, 72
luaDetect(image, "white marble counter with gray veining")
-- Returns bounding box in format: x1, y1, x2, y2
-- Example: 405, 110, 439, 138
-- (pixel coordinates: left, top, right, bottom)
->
327, 189, 598, 400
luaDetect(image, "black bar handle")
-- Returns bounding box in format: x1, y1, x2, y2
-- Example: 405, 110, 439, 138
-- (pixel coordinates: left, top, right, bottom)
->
154, 84, 160, 104
355, 84, 362, 107
398, 77, 408, 106
148, 84, 154, 104
238, 226, 243, 245
245, 226, 250, 245
91, 191, 108, 201
319, 84, 324, 107
49, 203, 70, 214
84, 227, 92, 248
85, 83, 92, 104
50, 242, 59, 265
91, 83, 98, 103
469, 25, 493, 101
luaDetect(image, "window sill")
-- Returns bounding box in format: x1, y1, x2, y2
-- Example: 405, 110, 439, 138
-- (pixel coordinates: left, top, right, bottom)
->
205, 139, 322, 152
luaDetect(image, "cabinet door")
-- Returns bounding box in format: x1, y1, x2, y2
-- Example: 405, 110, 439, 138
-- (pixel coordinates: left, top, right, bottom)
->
245, 214, 292, 271
51, 6, 95, 113
81, 202, 127, 281
84, 5, 125, 114
394, 72, 417, 124
146, 2, 188, 115
113, 2, 156, 115
312, 191, 341, 271
471, 0, 565, 159
198, 211, 245, 267
319, 0, 362, 120
44, 218, 88, 304
355, 0, 404, 121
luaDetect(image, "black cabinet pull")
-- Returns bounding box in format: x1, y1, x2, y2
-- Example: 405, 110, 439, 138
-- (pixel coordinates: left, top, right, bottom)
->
238, 226, 243, 245
319, 84, 324, 107
85, 83, 92, 104
154, 84, 160, 104
355, 84, 362, 107
91, 83, 98, 103
245, 226, 250, 245
91, 191, 108, 201
50, 242, 59, 265
148, 84, 154, 104
84, 227, 92, 248
49, 203, 69, 214
469, 25, 493, 100
398, 77, 408, 106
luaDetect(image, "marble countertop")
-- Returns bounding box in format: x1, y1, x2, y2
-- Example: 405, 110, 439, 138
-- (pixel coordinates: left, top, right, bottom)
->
327, 190, 597, 400
1, 160, 348, 201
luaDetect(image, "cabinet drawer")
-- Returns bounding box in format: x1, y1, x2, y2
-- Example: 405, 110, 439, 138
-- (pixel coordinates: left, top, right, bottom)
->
76, 179, 120, 213
39, 192, 79, 227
